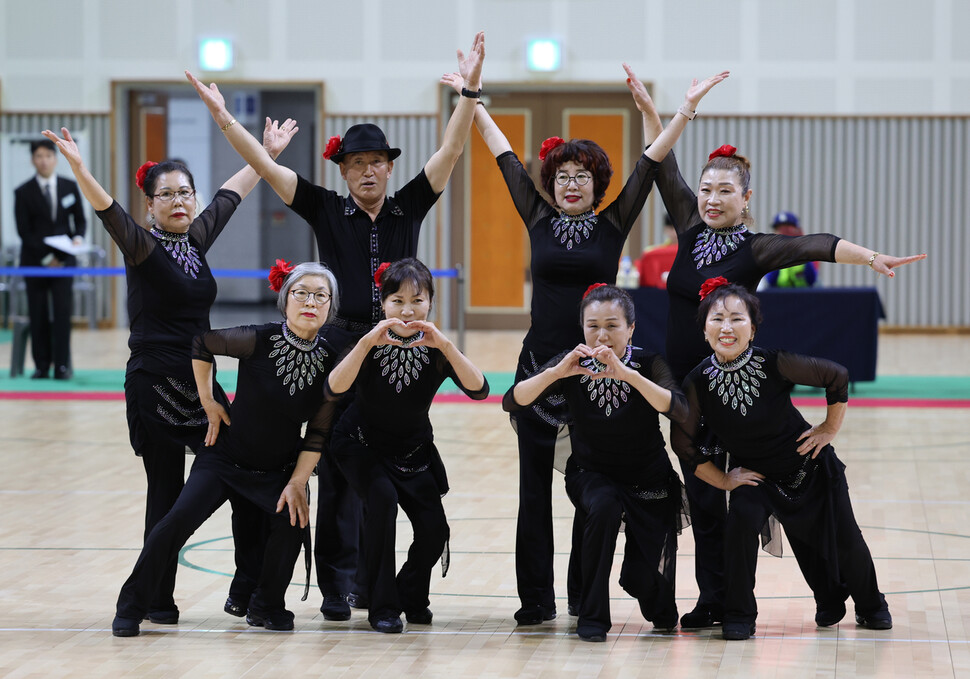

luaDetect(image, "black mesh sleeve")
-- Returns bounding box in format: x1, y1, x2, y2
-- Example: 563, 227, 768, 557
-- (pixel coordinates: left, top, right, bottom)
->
644, 354, 689, 424
189, 189, 242, 253
438, 351, 490, 400
191, 325, 258, 363
598, 153, 659, 236
496, 151, 551, 230
750, 233, 841, 272
501, 351, 568, 412
653, 151, 699, 234
775, 350, 849, 405
668, 377, 708, 469
94, 201, 156, 266
303, 397, 339, 453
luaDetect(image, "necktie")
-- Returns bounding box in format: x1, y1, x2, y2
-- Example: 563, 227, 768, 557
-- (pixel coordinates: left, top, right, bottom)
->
44, 183, 56, 221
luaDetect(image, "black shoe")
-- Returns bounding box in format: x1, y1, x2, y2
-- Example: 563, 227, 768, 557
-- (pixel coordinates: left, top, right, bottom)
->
145, 609, 179, 624
30, 369, 49, 379
815, 602, 847, 627
370, 616, 404, 633
514, 605, 556, 625
856, 610, 892, 630
405, 608, 433, 625
224, 596, 247, 617
680, 605, 722, 629
54, 366, 72, 380
567, 602, 579, 617
112, 616, 140, 637
722, 622, 756, 640
347, 592, 369, 609
246, 609, 295, 631
652, 618, 679, 633
577, 626, 607, 642
320, 594, 351, 621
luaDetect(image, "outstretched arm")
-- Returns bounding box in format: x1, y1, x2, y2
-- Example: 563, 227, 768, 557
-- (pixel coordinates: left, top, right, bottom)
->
41, 128, 112, 211
219, 117, 299, 200
644, 71, 730, 163
424, 32, 485, 192
186, 70, 300, 203
833, 239, 926, 278
623, 63, 664, 145
441, 71, 512, 157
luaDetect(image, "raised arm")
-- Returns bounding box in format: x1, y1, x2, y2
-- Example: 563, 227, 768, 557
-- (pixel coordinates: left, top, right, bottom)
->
218, 117, 299, 200
623, 63, 663, 145
645, 71, 730, 163
424, 31, 485, 192
440, 71, 512, 158
186, 70, 299, 203
41, 128, 112, 211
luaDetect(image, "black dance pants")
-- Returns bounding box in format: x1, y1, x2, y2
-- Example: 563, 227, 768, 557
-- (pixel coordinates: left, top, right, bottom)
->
566, 468, 678, 635
116, 452, 304, 621
25, 275, 72, 373
723, 459, 887, 625
677, 445, 727, 612
332, 431, 447, 623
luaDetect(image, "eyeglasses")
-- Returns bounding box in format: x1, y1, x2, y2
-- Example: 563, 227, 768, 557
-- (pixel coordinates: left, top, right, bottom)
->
555, 171, 592, 186
290, 289, 332, 305
152, 189, 196, 202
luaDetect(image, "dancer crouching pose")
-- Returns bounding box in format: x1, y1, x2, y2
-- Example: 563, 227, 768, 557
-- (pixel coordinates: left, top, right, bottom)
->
327, 258, 488, 633
112, 261, 339, 636
504, 284, 689, 641
672, 279, 891, 640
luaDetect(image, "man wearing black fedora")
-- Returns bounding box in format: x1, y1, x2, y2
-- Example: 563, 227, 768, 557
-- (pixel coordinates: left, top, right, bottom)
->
188, 31, 485, 628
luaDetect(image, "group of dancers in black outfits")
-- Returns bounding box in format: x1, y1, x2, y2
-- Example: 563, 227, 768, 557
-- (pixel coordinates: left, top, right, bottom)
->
39, 32, 925, 641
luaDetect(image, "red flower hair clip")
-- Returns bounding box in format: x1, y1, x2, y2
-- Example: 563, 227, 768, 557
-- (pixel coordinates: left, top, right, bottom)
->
268, 258, 295, 292
538, 136, 565, 161
699, 276, 730, 300
374, 262, 391, 288
583, 283, 608, 299
708, 145, 737, 162
323, 136, 342, 160
135, 161, 158, 190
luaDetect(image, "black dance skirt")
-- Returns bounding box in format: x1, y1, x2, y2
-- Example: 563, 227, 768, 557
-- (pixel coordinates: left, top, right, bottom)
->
125, 368, 230, 456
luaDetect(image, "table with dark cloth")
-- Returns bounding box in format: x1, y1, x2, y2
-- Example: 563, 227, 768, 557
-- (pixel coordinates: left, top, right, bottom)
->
630, 287, 885, 382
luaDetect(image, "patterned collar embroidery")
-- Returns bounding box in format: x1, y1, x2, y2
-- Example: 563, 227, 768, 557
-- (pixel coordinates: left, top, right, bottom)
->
151, 227, 202, 278
692, 224, 748, 269
550, 210, 597, 250
579, 346, 638, 417
269, 322, 329, 396
343, 197, 404, 217
703, 347, 766, 416
374, 344, 431, 393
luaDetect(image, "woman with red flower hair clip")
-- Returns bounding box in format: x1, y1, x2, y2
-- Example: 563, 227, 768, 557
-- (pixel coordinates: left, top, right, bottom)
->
504, 284, 689, 642
325, 258, 488, 633
42, 121, 298, 626
623, 63, 924, 631
112, 261, 340, 637
442, 67, 727, 625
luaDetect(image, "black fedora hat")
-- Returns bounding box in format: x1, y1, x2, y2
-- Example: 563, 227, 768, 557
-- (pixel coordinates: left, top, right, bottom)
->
327, 123, 401, 164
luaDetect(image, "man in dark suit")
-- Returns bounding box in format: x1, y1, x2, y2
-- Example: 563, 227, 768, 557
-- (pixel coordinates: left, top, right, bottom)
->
15, 139, 87, 379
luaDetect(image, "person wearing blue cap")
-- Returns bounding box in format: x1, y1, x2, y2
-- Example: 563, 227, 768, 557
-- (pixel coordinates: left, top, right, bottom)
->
764, 212, 818, 288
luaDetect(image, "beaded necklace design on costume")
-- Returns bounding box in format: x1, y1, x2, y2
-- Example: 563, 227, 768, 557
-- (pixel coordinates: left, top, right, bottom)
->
703, 347, 766, 416
268, 322, 330, 396
150, 227, 201, 278
692, 224, 748, 269
550, 210, 597, 250
374, 344, 431, 393
578, 345, 637, 417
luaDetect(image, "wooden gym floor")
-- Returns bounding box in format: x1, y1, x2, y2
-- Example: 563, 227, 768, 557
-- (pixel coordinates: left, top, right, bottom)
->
0, 329, 968, 678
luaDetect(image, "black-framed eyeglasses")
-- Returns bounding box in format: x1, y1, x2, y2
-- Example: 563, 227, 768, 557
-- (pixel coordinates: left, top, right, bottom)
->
152, 189, 196, 202
554, 171, 592, 186
290, 289, 332, 305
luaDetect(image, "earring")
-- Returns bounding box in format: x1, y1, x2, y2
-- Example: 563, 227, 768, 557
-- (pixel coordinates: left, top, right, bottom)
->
148, 212, 155, 225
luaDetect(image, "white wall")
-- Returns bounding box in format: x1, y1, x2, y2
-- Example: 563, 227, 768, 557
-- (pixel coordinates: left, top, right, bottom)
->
2, 0, 969, 115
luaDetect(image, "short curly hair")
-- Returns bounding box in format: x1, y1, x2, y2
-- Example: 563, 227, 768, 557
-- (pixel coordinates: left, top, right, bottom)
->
539, 139, 613, 210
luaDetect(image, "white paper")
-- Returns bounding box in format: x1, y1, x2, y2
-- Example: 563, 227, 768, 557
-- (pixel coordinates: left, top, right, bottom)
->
43, 235, 94, 256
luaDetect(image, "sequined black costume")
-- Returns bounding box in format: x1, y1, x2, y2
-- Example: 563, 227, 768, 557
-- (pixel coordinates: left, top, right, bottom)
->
673, 348, 889, 627
496, 149, 658, 617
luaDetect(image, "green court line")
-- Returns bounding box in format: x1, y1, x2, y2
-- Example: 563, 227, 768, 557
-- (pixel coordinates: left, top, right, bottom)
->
0, 369, 966, 400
